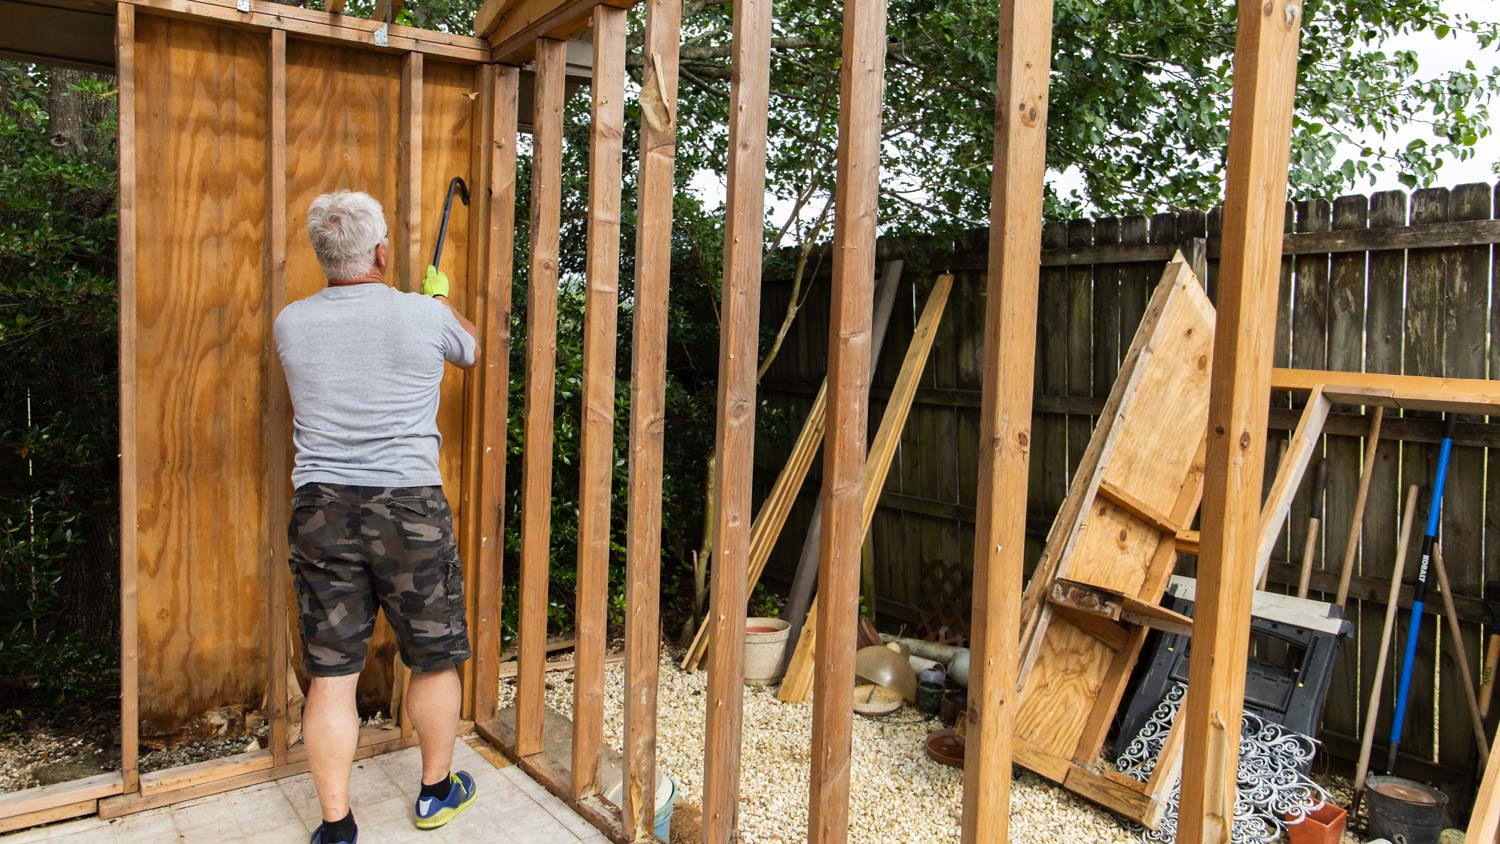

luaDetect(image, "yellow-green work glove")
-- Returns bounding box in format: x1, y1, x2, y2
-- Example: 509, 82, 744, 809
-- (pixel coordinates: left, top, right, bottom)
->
422, 265, 450, 298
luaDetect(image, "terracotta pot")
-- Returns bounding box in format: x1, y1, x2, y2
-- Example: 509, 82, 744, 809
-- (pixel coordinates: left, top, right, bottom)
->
744, 617, 790, 685
1286, 802, 1347, 844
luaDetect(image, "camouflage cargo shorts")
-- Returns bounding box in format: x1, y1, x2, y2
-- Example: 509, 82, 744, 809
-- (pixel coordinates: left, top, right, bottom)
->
288, 482, 471, 677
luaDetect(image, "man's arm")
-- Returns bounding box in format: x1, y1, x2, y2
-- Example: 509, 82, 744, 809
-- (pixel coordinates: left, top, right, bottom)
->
424, 266, 480, 369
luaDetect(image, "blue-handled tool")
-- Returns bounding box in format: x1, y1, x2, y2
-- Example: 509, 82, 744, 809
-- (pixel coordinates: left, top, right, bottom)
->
1384, 412, 1458, 775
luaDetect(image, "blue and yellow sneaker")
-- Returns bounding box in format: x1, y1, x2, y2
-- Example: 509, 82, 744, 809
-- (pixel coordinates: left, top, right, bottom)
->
309, 824, 357, 844
414, 771, 478, 830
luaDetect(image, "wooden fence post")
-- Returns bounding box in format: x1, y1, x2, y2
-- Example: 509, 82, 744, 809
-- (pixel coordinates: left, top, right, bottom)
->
961, 0, 1055, 841
1175, 0, 1303, 839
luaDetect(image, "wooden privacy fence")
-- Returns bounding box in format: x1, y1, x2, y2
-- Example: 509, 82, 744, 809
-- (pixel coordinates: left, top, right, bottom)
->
756, 182, 1500, 779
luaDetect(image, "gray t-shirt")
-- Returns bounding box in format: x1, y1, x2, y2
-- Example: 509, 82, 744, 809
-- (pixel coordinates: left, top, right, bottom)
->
274, 283, 476, 488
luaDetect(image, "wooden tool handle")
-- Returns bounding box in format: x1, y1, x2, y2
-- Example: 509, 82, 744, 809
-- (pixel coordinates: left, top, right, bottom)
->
1481, 634, 1500, 717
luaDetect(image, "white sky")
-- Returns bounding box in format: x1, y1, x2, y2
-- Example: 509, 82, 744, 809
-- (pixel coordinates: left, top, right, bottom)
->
694, 0, 1500, 230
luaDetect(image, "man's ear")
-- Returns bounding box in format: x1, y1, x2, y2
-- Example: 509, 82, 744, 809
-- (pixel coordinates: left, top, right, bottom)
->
374, 242, 388, 269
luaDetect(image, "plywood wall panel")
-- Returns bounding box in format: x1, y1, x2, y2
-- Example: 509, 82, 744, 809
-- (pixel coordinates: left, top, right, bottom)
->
420, 60, 477, 541
133, 14, 271, 729
282, 39, 404, 707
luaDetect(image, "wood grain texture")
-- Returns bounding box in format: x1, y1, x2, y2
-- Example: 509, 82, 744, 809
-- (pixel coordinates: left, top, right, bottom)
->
479, 0, 636, 63
133, 13, 271, 729
115, 1, 140, 791
806, 0, 886, 833
961, 5, 1055, 841
1253, 388, 1329, 582
473, 63, 519, 726
701, 0, 772, 832
284, 38, 403, 707
419, 61, 478, 713
622, 0, 681, 834
398, 53, 422, 293
1176, 0, 1303, 837
264, 27, 291, 766
1011, 262, 1212, 820
121, 0, 490, 62
571, 5, 626, 800
516, 37, 567, 758
459, 61, 493, 720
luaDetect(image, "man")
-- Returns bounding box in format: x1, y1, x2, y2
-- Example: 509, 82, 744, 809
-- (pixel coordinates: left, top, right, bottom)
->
275, 191, 480, 844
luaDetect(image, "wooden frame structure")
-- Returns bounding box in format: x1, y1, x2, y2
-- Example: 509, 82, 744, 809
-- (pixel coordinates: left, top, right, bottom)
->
9, 0, 1464, 841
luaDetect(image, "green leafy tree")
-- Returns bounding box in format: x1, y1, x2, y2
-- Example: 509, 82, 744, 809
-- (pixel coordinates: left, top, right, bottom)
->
0, 63, 119, 706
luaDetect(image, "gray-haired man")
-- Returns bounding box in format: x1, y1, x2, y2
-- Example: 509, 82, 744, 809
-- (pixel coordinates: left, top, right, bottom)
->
275, 190, 480, 844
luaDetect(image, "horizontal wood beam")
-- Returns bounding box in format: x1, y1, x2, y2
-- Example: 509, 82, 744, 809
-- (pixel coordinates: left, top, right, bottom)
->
0, 772, 123, 828
120, 0, 491, 62
478, 0, 636, 64
762, 380, 1500, 447
1272, 368, 1500, 415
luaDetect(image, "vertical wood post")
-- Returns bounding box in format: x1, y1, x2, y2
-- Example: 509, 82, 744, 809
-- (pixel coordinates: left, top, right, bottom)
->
806, 0, 885, 838
515, 38, 567, 758
1175, 0, 1303, 840
571, 5, 627, 800
265, 28, 291, 768
961, 0, 1054, 841
473, 64, 520, 726
701, 0, 773, 834
398, 53, 423, 293
622, 0, 682, 834
115, 1, 140, 796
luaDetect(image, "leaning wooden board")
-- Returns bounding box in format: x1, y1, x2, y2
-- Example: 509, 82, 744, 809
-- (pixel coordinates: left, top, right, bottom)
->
1012, 256, 1214, 828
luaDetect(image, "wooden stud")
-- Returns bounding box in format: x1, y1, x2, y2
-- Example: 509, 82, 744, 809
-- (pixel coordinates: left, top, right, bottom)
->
571, 4, 627, 800
473, 63, 520, 726
115, 1, 140, 795
398, 52, 422, 293
1333, 406, 1384, 607
1176, 0, 1304, 838
806, 0, 886, 836
701, 0, 773, 832
1273, 368, 1500, 415
622, 0, 680, 834
477, 0, 636, 63
0, 773, 124, 829
457, 62, 495, 722
265, 27, 290, 767
1253, 387, 1330, 583
119, 0, 491, 62
1467, 723, 1500, 844
516, 37, 567, 758
327, 0, 347, 13
961, 0, 1055, 838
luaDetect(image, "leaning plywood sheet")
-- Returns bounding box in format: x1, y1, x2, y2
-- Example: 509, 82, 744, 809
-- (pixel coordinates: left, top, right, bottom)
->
1011, 256, 1214, 828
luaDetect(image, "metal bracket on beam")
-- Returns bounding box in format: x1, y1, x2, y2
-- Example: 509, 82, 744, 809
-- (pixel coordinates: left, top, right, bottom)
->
373, 23, 388, 46
235, 0, 249, 11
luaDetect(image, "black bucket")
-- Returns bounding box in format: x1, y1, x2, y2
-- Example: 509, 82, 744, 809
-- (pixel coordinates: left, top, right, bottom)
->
1365, 775, 1448, 844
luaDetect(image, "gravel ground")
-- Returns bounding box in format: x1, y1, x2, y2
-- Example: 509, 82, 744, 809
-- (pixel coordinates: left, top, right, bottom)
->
496, 649, 1198, 844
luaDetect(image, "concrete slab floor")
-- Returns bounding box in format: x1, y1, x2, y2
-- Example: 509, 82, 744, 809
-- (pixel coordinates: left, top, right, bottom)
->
2, 739, 609, 844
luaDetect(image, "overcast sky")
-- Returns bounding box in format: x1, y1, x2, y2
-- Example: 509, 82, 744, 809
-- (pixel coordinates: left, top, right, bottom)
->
1352, 0, 1500, 190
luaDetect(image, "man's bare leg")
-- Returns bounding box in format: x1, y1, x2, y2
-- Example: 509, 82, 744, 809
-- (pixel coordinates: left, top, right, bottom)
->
305, 673, 361, 823
407, 665, 462, 784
